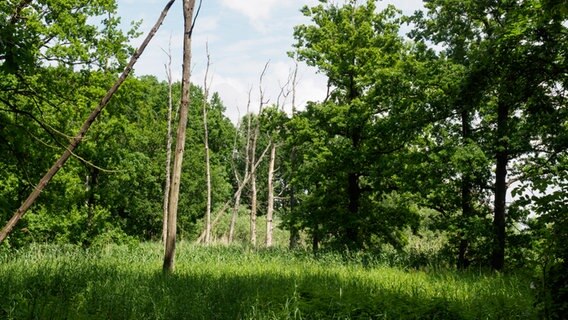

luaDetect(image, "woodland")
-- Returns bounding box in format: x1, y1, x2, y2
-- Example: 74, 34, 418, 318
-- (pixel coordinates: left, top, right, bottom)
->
0, 0, 567, 319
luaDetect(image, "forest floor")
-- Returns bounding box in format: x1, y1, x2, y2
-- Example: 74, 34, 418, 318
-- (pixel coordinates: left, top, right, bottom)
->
0, 242, 536, 319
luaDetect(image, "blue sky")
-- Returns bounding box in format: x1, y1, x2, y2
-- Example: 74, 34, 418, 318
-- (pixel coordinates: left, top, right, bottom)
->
116, 0, 424, 122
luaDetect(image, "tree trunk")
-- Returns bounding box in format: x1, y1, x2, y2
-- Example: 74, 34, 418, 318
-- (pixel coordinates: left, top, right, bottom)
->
312, 223, 319, 255
492, 100, 509, 271
249, 63, 269, 246
289, 181, 299, 249
162, 42, 174, 245
250, 152, 257, 247
249, 116, 260, 247
266, 142, 276, 247
228, 104, 252, 244
202, 45, 212, 244
458, 109, 472, 269
163, 0, 196, 274
228, 182, 243, 243
346, 171, 361, 247
0, 0, 177, 245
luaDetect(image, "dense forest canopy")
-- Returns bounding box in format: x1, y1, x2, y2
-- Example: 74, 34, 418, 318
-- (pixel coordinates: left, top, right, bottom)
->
1, 0, 566, 293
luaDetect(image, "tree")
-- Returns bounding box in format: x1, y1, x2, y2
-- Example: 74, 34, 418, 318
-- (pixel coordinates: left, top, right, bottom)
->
163, 0, 197, 273
289, 0, 427, 250
415, 0, 568, 270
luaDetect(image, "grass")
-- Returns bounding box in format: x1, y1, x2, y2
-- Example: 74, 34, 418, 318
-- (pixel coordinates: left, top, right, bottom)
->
0, 242, 536, 319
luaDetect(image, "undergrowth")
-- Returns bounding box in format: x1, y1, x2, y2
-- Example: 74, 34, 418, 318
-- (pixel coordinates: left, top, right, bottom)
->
0, 242, 536, 319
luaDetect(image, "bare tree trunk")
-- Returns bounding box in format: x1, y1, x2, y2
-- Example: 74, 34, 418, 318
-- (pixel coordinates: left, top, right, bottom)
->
289, 62, 300, 249
265, 142, 276, 247
162, 39, 174, 245
202, 44, 212, 244
249, 62, 270, 247
0, 0, 177, 244
163, 0, 196, 274
228, 136, 272, 244
229, 91, 253, 243
229, 185, 244, 243
250, 138, 258, 247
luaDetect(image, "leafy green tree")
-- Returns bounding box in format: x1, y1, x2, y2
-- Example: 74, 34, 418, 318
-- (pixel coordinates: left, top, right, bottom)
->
415, 0, 567, 270
289, 0, 433, 250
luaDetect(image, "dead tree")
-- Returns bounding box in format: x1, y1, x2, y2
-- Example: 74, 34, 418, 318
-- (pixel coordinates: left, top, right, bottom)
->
249, 62, 270, 247
202, 44, 213, 244
228, 93, 251, 243
162, 37, 175, 246
163, 0, 197, 274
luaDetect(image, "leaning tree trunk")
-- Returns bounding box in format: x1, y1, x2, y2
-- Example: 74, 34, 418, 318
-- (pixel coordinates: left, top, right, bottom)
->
163, 0, 196, 274
0, 0, 177, 244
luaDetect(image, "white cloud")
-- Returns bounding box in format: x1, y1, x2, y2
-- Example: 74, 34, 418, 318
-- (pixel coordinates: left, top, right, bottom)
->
219, 0, 282, 22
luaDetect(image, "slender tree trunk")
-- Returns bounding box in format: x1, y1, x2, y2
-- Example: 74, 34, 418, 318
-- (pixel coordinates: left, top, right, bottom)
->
266, 142, 276, 247
312, 223, 319, 255
228, 95, 253, 243
289, 64, 300, 249
250, 133, 258, 247
346, 171, 361, 247
249, 63, 269, 246
492, 100, 509, 271
458, 109, 472, 269
0, 0, 177, 244
227, 134, 272, 244
289, 180, 299, 249
163, 0, 196, 274
202, 44, 212, 244
229, 185, 244, 243
162, 42, 174, 245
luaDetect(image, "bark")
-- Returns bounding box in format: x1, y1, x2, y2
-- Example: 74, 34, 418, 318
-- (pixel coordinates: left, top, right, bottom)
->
266, 142, 276, 247
228, 139, 271, 244
162, 42, 174, 245
312, 223, 320, 255
229, 185, 244, 243
250, 169, 257, 246
202, 44, 212, 244
492, 100, 509, 271
249, 64, 269, 247
0, 0, 177, 245
458, 109, 472, 269
289, 180, 299, 249
229, 94, 252, 243
163, 0, 196, 274
346, 171, 361, 247
288, 64, 300, 249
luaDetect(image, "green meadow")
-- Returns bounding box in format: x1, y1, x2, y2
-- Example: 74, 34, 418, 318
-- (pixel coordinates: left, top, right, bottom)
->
0, 243, 535, 319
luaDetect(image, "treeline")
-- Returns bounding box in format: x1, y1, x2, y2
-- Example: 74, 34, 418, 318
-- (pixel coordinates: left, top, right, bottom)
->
1, 0, 567, 288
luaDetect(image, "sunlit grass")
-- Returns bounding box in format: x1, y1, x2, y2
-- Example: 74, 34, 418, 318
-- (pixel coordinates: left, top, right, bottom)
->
0, 242, 536, 319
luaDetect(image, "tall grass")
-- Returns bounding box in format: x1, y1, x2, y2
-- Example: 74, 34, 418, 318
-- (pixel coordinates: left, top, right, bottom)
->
0, 242, 536, 319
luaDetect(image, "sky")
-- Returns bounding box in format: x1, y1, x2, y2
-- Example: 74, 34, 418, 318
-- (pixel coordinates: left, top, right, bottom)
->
116, 0, 425, 122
